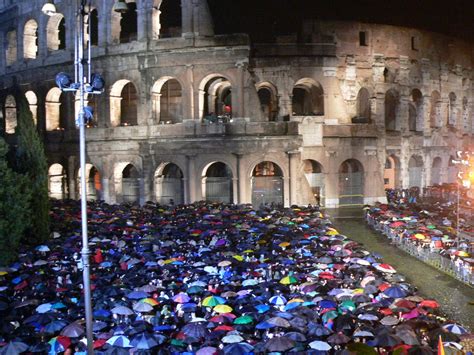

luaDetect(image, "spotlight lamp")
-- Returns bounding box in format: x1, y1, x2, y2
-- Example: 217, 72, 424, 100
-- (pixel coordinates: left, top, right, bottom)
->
87, 73, 105, 93
113, 0, 129, 13
55, 72, 78, 91
42, 0, 57, 16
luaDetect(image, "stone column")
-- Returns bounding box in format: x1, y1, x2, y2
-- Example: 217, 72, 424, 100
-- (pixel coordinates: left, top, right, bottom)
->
232, 178, 238, 204
234, 153, 247, 204
283, 177, 290, 207
151, 93, 161, 124
400, 155, 409, 189
67, 156, 77, 200
137, 3, 147, 42
288, 150, 300, 205
440, 97, 449, 127
185, 64, 194, 120
186, 154, 198, 202
399, 95, 409, 133
181, 0, 194, 38
98, 1, 107, 48
38, 15, 48, 59
234, 62, 247, 119
278, 93, 293, 120
422, 96, 431, 136
0, 31, 5, 73
324, 151, 338, 208
141, 162, 153, 204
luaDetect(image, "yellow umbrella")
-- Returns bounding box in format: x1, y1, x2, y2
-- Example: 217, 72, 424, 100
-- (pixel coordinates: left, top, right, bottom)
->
214, 304, 233, 313
414, 233, 426, 240
280, 275, 298, 285
0, 271, 8, 276
243, 249, 254, 254
232, 255, 244, 262
287, 298, 305, 304
140, 298, 159, 306
352, 288, 364, 294
279, 242, 291, 248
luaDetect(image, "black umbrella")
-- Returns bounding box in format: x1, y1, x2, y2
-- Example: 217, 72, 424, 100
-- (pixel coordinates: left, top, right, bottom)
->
264, 336, 295, 352
182, 323, 209, 339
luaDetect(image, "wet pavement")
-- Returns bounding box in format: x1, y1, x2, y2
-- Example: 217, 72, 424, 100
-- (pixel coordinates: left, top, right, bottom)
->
326, 207, 474, 331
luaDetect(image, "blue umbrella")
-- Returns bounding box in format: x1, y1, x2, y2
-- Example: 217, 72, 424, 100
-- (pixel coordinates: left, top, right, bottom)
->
223, 342, 254, 354
255, 304, 270, 313
383, 286, 407, 298
126, 290, 149, 300
130, 332, 161, 349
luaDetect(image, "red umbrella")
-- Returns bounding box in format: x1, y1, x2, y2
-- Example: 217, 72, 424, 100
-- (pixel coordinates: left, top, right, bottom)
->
419, 300, 440, 308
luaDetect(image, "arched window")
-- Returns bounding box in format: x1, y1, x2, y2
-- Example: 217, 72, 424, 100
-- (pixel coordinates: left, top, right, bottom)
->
85, 8, 99, 46
119, 1, 137, 43
251, 161, 284, 207
292, 79, 324, 116
110, 80, 138, 126
408, 155, 423, 188
152, 0, 182, 39
384, 155, 400, 189
160, 79, 183, 123
462, 97, 469, 132
431, 157, 442, 185
202, 162, 233, 203
47, 13, 66, 51
121, 163, 140, 203
25, 91, 38, 126
5, 30, 17, 65
385, 89, 399, 131
199, 75, 232, 120
257, 83, 278, 121
48, 164, 68, 199
78, 164, 101, 200
409, 89, 423, 132
24, 20, 38, 59
302, 159, 325, 206
46, 87, 68, 130
5, 95, 17, 134
155, 162, 184, 205
339, 159, 364, 205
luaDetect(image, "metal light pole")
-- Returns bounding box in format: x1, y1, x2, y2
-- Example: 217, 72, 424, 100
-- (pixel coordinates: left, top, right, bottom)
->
43, 1, 106, 353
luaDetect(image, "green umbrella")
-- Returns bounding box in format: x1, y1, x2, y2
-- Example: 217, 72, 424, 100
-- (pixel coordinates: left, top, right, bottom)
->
322, 310, 338, 323
233, 315, 254, 324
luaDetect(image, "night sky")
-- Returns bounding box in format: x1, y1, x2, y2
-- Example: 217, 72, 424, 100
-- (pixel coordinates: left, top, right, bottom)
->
207, 0, 474, 43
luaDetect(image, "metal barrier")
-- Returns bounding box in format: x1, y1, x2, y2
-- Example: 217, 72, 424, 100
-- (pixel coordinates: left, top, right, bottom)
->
366, 214, 474, 286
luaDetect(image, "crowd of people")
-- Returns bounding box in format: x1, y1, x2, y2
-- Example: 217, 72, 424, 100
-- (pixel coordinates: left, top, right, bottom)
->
0, 200, 472, 354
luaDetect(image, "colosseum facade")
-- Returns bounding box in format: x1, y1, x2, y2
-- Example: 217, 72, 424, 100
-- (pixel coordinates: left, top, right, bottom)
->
0, 0, 473, 207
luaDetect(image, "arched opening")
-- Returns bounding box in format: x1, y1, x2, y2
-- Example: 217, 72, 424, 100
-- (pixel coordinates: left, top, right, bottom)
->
4, 95, 17, 134
292, 79, 324, 116
257, 83, 278, 121
47, 13, 66, 51
152, 0, 182, 39
78, 164, 101, 201
83, 93, 99, 127
408, 155, 423, 188
158, 79, 183, 123
447, 156, 457, 183
202, 162, 233, 203
301, 159, 325, 206
338, 159, 364, 206
5, 30, 17, 66
431, 157, 442, 185
385, 89, 399, 131
24, 19, 38, 59
25, 91, 38, 126
155, 163, 184, 205
85, 8, 99, 46
110, 80, 138, 126
448, 92, 456, 126
430, 91, 441, 128
46, 87, 68, 130
251, 161, 284, 207
48, 164, 67, 199
121, 163, 140, 203
200, 75, 233, 120
355, 88, 371, 122
409, 89, 423, 132
384, 155, 400, 189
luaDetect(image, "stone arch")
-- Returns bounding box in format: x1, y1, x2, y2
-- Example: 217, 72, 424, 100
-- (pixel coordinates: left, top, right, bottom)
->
151, 77, 183, 124
301, 159, 325, 206
448, 92, 456, 126
430, 90, 441, 128
431, 157, 442, 185
46, 87, 68, 130
110, 79, 138, 126
338, 159, 364, 206
292, 78, 324, 116
152, 0, 182, 39
23, 19, 38, 59
46, 13, 66, 51
25, 91, 38, 126
111, 0, 137, 44
4, 95, 17, 134
385, 89, 399, 131
408, 155, 423, 188
199, 74, 233, 120
5, 30, 17, 66
355, 87, 371, 122
201, 162, 234, 203
48, 163, 68, 199
251, 161, 284, 207
384, 154, 401, 189
114, 162, 140, 203
409, 89, 423, 132
256, 81, 278, 121
154, 162, 184, 205
77, 163, 102, 201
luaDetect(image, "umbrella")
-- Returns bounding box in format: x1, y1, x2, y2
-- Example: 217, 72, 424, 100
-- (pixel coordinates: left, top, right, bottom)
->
196, 346, 219, 355
130, 333, 160, 349
327, 332, 351, 344
267, 316, 291, 328
182, 323, 209, 338
222, 342, 254, 354
309, 340, 332, 351
442, 324, 469, 335
111, 306, 134, 316
383, 286, 407, 298
106, 335, 132, 348
0, 341, 29, 355
48, 336, 71, 353
202, 296, 226, 307
280, 275, 298, 285
133, 302, 154, 313
233, 315, 254, 325
264, 336, 295, 352
61, 322, 85, 338
213, 304, 233, 313
373, 333, 403, 347
221, 334, 244, 343
172, 293, 191, 303
126, 290, 149, 300
43, 320, 69, 334
269, 295, 287, 306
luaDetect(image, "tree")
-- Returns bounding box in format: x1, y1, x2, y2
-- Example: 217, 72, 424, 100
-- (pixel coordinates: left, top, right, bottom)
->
14, 93, 50, 243
0, 138, 31, 265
